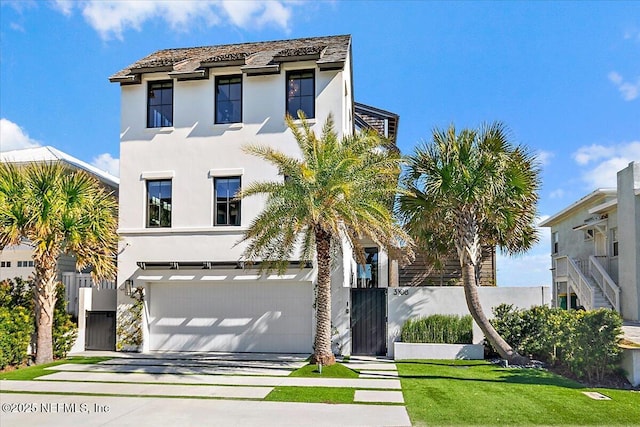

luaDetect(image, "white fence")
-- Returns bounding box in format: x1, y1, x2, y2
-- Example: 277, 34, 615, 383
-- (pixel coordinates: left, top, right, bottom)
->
61, 273, 115, 318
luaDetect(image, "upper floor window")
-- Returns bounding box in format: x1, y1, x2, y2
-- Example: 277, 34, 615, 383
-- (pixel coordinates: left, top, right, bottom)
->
17, 261, 34, 268
552, 232, 559, 254
0, 261, 11, 268
611, 228, 618, 257
214, 177, 241, 226
147, 180, 172, 228
286, 70, 315, 119
215, 75, 242, 124
147, 81, 173, 128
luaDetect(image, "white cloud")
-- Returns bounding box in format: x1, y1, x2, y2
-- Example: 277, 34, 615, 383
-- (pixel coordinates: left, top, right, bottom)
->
52, 0, 295, 41
0, 118, 41, 151
549, 189, 564, 199
572, 144, 615, 166
9, 22, 25, 32
536, 150, 554, 166
91, 153, 120, 177
572, 141, 640, 189
51, 0, 74, 16
608, 71, 640, 101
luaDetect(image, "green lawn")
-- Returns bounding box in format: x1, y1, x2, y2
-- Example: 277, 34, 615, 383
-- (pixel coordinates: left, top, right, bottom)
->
0, 357, 111, 380
398, 360, 640, 426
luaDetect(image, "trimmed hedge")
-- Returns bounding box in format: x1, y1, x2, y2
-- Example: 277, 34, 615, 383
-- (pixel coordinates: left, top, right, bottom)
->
401, 314, 473, 344
490, 304, 623, 383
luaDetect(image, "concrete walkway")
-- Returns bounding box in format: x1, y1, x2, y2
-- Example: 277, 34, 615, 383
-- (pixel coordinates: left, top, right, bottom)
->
1, 354, 409, 425
1, 380, 272, 399
37, 370, 402, 389
0, 393, 411, 427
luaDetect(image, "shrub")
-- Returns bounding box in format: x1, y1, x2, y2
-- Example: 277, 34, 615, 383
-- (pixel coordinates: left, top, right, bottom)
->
491, 304, 623, 382
52, 282, 77, 358
0, 307, 33, 369
401, 314, 473, 344
563, 309, 622, 383
490, 304, 571, 363
0, 279, 34, 369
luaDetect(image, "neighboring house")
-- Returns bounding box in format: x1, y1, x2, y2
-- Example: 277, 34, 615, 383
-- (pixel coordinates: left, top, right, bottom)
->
111, 35, 403, 355
540, 161, 640, 321
0, 146, 119, 283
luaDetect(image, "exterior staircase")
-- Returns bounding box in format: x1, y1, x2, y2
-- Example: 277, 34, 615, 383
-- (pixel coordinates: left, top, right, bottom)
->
554, 255, 620, 312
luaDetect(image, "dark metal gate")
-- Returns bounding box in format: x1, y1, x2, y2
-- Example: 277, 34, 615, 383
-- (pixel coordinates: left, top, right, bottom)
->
85, 311, 116, 351
350, 288, 387, 355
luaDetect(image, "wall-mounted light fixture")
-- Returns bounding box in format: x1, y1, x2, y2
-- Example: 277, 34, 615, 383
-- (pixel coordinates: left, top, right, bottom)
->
124, 279, 134, 296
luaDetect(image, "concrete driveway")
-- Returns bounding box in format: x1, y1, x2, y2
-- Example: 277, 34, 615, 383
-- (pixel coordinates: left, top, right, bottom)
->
0, 353, 411, 426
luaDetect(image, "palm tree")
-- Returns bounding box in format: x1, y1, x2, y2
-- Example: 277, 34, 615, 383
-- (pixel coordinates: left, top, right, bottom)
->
0, 162, 118, 364
399, 123, 540, 364
239, 113, 411, 366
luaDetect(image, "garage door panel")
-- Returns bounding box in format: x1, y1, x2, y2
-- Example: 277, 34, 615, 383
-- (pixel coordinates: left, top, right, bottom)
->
148, 281, 313, 353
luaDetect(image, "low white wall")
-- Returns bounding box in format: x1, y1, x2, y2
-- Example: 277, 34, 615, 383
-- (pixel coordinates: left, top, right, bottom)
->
394, 342, 484, 360
621, 347, 640, 386
387, 286, 550, 358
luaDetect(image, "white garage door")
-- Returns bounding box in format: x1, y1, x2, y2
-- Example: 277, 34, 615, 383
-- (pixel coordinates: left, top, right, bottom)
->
148, 281, 313, 353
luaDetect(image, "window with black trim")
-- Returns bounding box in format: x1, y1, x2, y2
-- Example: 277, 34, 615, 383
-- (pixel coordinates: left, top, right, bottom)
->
0, 261, 11, 268
147, 81, 173, 128
611, 228, 618, 257
215, 75, 242, 124
286, 70, 314, 118
146, 180, 172, 228
214, 177, 241, 226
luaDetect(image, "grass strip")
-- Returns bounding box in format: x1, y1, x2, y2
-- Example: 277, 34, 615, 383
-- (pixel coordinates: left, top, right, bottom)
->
0, 357, 111, 381
289, 362, 359, 378
265, 386, 354, 404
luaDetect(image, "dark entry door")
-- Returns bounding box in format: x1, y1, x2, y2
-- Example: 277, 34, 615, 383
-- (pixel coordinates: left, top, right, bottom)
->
85, 311, 116, 351
351, 288, 387, 355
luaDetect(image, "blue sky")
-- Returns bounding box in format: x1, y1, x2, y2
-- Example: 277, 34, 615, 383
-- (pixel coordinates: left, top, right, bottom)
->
1, 1, 638, 287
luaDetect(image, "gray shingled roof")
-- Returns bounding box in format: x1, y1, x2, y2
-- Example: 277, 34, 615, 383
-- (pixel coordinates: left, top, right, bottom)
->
110, 35, 351, 83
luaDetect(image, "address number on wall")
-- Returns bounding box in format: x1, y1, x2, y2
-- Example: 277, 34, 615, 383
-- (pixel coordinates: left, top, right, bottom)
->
393, 288, 409, 296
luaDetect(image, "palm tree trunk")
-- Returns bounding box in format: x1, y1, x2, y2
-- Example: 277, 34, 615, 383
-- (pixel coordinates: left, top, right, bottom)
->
311, 227, 336, 366
34, 258, 58, 364
457, 208, 528, 364
462, 263, 527, 364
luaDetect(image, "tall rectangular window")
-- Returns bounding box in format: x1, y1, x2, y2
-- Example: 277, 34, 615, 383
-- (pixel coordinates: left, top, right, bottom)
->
611, 228, 618, 257
286, 70, 315, 118
147, 80, 173, 128
552, 232, 559, 254
147, 180, 172, 227
214, 177, 241, 226
215, 75, 242, 124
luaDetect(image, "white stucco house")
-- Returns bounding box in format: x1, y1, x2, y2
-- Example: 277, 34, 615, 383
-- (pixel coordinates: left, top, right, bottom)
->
111, 35, 405, 355
540, 161, 640, 321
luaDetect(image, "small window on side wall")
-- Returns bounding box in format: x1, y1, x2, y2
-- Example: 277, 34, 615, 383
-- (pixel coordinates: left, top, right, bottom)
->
147, 81, 173, 128
611, 228, 618, 257
214, 177, 241, 226
552, 232, 559, 254
286, 70, 315, 119
147, 180, 172, 228
215, 75, 242, 124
